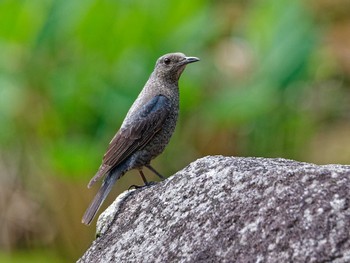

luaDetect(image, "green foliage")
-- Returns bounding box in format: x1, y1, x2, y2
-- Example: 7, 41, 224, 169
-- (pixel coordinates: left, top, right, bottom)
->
205, 0, 316, 158
0, 0, 210, 179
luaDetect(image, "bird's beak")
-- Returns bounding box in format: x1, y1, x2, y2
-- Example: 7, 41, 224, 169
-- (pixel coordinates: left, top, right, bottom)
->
184, 56, 200, 64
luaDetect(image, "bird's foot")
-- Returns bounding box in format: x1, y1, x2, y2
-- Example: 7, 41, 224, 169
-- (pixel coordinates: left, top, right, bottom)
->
145, 181, 157, 186
128, 181, 157, 190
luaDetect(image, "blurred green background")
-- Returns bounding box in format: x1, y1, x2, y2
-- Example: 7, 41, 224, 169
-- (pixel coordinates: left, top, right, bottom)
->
1, 0, 350, 261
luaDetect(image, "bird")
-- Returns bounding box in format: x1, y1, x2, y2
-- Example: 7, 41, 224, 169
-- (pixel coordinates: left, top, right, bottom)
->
82, 52, 199, 225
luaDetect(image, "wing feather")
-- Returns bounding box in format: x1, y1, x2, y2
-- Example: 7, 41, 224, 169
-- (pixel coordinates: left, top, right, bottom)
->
88, 95, 171, 187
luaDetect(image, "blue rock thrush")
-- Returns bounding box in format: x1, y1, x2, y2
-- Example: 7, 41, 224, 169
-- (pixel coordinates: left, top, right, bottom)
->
82, 53, 199, 225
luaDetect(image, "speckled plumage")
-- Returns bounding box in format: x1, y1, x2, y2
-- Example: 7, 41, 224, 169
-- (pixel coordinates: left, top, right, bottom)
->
82, 52, 199, 225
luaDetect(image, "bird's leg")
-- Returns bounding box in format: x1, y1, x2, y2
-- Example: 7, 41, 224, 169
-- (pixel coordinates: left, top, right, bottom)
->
145, 164, 165, 180
139, 170, 149, 185
129, 172, 147, 189
129, 169, 159, 190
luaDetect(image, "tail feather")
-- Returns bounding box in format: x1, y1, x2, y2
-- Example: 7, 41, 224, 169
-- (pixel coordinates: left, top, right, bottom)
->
82, 172, 118, 225
88, 164, 111, 188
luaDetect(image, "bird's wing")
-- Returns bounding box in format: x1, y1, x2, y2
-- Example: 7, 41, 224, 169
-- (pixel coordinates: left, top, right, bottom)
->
88, 95, 171, 188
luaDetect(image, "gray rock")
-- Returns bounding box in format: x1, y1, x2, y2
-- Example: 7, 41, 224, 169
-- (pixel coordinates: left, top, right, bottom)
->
78, 156, 350, 263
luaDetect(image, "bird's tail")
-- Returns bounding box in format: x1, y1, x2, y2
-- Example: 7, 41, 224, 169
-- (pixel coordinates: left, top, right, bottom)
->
82, 170, 120, 225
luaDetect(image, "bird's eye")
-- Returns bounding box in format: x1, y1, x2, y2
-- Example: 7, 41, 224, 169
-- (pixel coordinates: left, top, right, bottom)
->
164, 58, 171, 65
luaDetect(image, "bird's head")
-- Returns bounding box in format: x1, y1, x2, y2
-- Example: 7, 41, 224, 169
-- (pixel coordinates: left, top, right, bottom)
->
154, 52, 200, 83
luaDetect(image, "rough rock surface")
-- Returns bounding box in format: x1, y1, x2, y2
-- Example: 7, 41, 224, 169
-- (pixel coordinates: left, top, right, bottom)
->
78, 156, 350, 263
